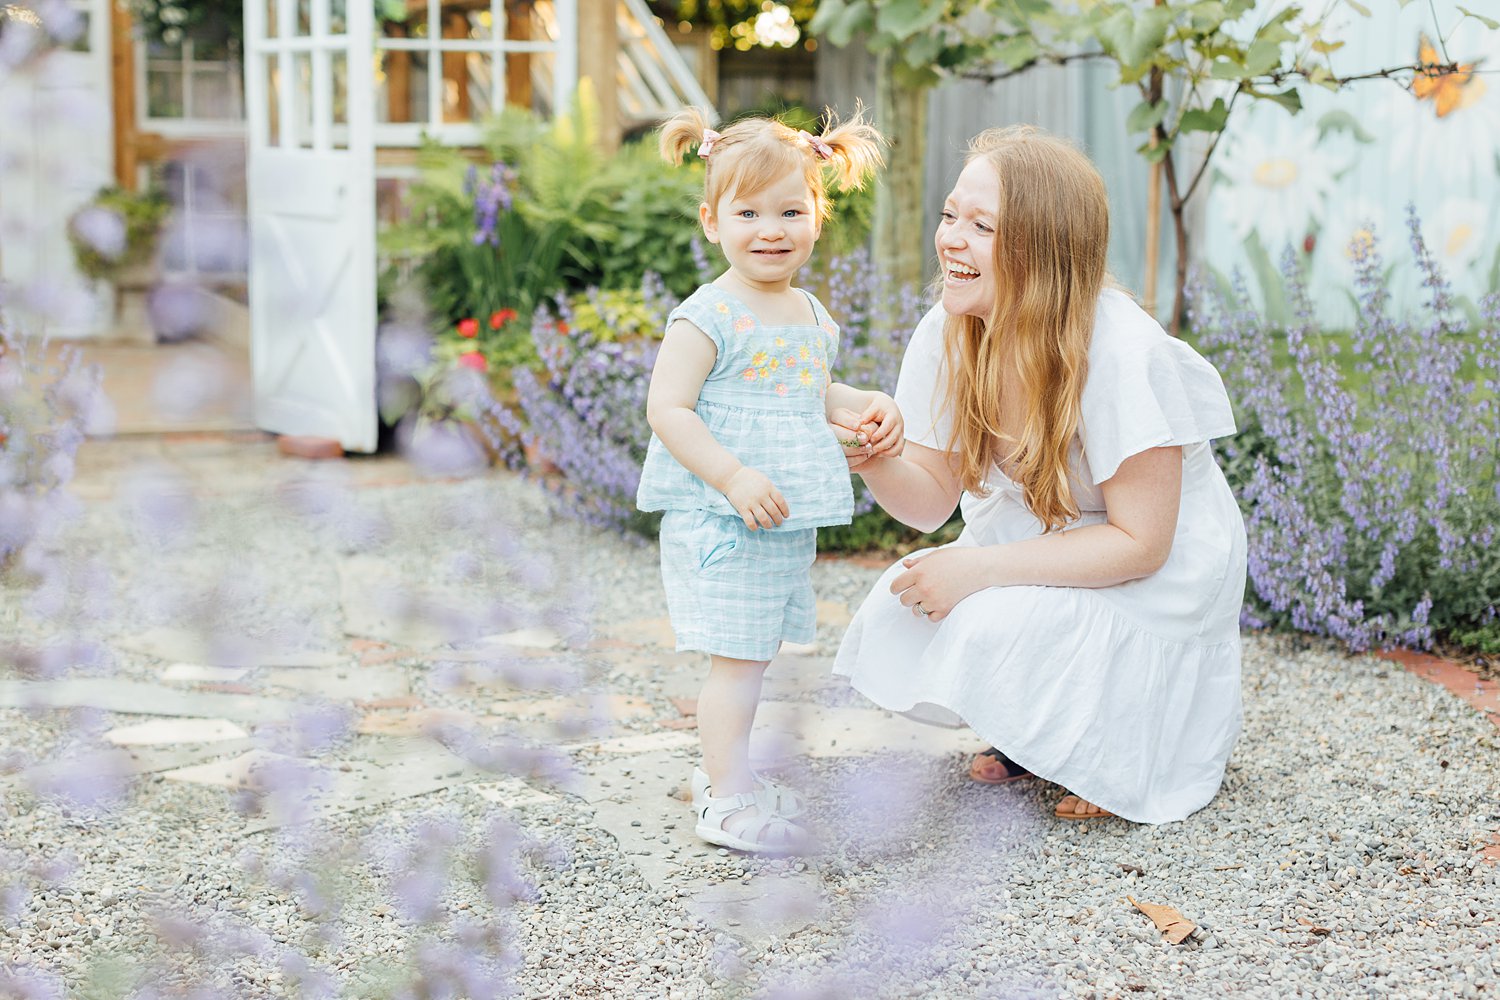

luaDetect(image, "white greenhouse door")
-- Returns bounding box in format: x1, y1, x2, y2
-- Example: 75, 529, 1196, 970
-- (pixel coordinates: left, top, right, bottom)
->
0, 0, 114, 337
245, 0, 376, 452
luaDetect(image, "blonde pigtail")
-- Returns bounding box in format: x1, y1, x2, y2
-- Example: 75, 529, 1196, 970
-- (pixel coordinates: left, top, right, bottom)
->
658, 106, 712, 164
817, 106, 886, 192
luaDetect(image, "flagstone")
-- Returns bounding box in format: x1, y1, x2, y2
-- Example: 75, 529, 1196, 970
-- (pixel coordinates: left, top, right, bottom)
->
104, 718, 249, 745
0, 678, 298, 723
469, 627, 565, 650
595, 616, 677, 650
749, 700, 985, 764
117, 627, 342, 668
262, 665, 410, 701
161, 748, 295, 788
815, 599, 853, 628
469, 776, 557, 809
0, 739, 259, 794
338, 556, 491, 649
160, 663, 249, 684
488, 694, 654, 724
355, 707, 476, 738
681, 875, 826, 943
566, 730, 699, 755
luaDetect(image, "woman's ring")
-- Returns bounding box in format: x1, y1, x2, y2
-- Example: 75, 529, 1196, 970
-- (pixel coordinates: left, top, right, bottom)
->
914, 602, 930, 617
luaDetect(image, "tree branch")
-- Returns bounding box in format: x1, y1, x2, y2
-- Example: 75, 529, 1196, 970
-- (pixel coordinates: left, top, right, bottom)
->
958, 49, 1112, 83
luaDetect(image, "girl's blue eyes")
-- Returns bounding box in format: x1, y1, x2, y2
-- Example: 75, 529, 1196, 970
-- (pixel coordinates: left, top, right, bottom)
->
735, 210, 804, 218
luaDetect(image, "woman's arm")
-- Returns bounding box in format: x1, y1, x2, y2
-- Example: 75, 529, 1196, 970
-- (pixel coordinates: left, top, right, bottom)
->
889, 445, 1183, 621
646, 319, 789, 529
848, 441, 964, 534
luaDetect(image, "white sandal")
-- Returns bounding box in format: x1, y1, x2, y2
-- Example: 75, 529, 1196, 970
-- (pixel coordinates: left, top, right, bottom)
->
694, 789, 812, 855
691, 766, 805, 820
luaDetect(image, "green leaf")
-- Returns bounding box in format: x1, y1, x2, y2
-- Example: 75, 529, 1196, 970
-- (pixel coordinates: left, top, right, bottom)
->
1178, 97, 1230, 134
991, 33, 1040, 71
1137, 139, 1172, 163
904, 31, 943, 67
1344, 0, 1371, 15
1244, 36, 1283, 76
809, 0, 848, 36
1457, 6, 1500, 29
1210, 57, 1246, 79
1126, 99, 1169, 134
1253, 88, 1304, 114
1310, 39, 1344, 54
814, 0, 873, 48
1316, 109, 1376, 143
875, 0, 948, 40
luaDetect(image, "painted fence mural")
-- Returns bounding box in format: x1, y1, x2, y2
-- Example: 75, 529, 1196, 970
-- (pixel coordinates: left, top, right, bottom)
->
1205, 1, 1499, 327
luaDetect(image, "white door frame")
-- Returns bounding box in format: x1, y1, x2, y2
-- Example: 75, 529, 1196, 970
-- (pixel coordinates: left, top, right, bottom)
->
244, 0, 377, 451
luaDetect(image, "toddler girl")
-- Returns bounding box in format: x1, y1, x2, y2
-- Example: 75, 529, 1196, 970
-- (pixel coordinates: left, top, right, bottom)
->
638, 108, 902, 853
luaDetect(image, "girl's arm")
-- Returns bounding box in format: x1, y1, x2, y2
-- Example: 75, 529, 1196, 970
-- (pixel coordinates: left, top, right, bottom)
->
888, 446, 1183, 621
646, 319, 789, 529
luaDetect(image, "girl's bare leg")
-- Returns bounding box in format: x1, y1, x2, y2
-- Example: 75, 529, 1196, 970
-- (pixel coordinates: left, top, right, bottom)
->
697, 653, 767, 800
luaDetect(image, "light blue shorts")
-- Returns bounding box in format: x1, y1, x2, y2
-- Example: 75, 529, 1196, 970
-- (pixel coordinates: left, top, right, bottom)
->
659, 510, 818, 662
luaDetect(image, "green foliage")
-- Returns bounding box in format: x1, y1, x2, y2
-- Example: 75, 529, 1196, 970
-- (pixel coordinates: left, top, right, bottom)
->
67, 187, 170, 283
818, 507, 963, 556
566, 288, 662, 344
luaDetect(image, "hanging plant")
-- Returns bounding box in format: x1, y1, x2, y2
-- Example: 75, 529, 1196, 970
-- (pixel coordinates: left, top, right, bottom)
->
128, 0, 243, 49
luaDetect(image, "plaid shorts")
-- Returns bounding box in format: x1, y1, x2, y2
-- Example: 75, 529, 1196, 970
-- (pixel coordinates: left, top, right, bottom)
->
658, 509, 818, 662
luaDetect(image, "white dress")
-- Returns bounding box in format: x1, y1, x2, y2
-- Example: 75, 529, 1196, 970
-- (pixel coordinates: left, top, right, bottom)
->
833, 290, 1247, 824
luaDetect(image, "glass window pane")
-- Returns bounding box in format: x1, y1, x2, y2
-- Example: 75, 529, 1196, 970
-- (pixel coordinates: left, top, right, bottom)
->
376, 49, 429, 124
297, 0, 312, 35
331, 51, 348, 128
292, 52, 313, 147
147, 64, 185, 119
444, 51, 493, 123
264, 0, 277, 37
190, 67, 242, 119
262, 54, 280, 145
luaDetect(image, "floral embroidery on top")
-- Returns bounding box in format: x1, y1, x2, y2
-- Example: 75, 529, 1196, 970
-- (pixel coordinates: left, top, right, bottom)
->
734, 315, 755, 334
716, 302, 731, 314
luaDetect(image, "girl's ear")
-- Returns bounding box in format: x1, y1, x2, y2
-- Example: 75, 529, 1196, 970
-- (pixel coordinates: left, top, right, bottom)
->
699, 201, 720, 244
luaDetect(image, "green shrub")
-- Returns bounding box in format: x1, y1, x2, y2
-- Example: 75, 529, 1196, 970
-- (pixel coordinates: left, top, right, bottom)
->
67, 187, 170, 282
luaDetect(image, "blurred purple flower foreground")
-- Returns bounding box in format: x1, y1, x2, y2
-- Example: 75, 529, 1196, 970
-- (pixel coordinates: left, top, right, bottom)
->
1193, 210, 1500, 653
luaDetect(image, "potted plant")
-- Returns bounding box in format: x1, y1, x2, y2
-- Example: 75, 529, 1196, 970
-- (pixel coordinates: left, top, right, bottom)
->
67, 186, 171, 341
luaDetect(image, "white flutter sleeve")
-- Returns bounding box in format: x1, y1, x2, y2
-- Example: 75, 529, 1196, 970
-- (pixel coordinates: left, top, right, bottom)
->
1079, 290, 1238, 484
892, 304, 954, 451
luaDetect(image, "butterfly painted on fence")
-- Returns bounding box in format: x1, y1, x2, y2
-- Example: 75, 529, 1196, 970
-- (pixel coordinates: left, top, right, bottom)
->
1411, 32, 1485, 119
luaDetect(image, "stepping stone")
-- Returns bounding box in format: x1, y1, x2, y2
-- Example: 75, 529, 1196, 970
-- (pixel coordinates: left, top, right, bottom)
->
104, 718, 249, 745
469, 776, 557, 809
338, 556, 493, 649
815, 599, 853, 627
0, 678, 297, 724
750, 701, 986, 765
682, 874, 825, 944
160, 663, 249, 684
262, 665, 409, 702
117, 627, 341, 668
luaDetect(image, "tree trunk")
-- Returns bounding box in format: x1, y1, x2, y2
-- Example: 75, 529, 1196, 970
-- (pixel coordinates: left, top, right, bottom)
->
872, 54, 929, 294
1160, 147, 1188, 336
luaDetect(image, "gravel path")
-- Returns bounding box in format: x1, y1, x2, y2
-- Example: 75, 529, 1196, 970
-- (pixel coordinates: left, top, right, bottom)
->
2, 438, 1497, 998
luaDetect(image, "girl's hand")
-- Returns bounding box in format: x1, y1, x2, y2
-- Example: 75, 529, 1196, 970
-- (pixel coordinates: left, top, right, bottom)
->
888, 547, 994, 623
859, 393, 905, 459
723, 467, 789, 530
828, 408, 876, 470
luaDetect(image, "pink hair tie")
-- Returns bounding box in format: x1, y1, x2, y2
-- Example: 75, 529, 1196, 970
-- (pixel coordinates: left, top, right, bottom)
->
800, 130, 833, 161
698, 128, 722, 159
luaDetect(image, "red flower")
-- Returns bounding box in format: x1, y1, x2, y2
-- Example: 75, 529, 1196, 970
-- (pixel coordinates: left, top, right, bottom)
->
489, 308, 518, 329
457, 318, 479, 338
458, 351, 487, 372
557, 322, 570, 334
1302, 233, 1316, 255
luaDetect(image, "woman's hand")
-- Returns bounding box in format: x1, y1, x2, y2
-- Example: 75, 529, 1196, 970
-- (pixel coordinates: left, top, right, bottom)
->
723, 466, 789, 530
889, 547, 996, 623
857, 392, 905, 459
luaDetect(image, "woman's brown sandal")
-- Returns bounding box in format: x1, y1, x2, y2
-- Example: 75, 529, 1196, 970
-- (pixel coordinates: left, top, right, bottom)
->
968, 747, 1033, 785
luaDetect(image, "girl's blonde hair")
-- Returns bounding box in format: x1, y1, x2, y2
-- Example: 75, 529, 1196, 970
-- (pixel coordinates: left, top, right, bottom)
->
658, 106, 884, 222
941, 125, 1110, 533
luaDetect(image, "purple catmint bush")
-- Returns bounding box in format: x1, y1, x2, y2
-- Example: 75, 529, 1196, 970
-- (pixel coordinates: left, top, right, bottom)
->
1192, 209, 1500, 652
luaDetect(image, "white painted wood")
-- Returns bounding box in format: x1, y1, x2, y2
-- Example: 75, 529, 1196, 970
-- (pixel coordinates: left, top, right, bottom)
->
246, 0, 376, 451
0, 0, 114, 338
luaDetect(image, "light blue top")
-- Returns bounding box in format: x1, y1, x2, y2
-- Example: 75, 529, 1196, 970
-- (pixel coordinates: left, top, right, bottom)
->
637, 283, 855, 530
